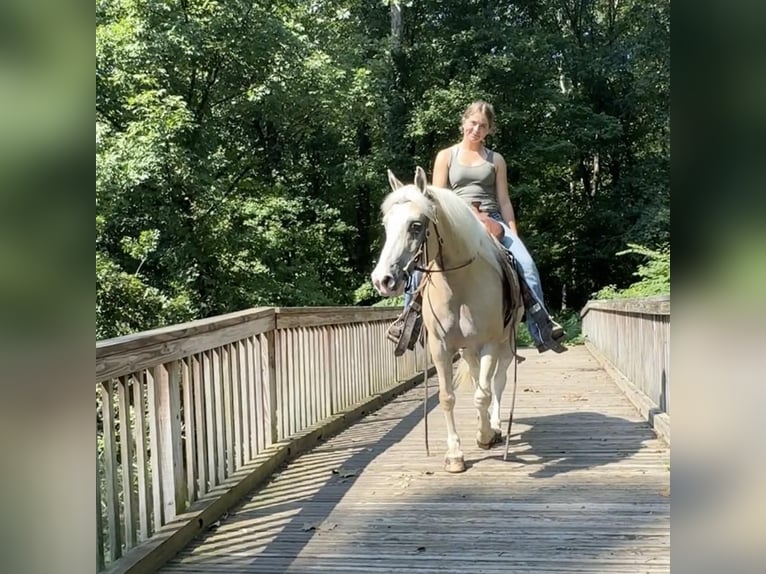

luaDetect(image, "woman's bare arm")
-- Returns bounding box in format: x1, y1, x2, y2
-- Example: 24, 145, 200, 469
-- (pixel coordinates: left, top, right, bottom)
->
494, 153, 518, 235
432, 148, 452, 188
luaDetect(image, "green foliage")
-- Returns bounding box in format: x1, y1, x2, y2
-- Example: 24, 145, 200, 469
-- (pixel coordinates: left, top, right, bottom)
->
557, 310, 586, 345
515, 322, 535, 348
353, 281, 379, 305
353, 281, 405, 307
120, 229, 160, 273
515, 309, 584, 348
96, 251, 195, 339
96, 0, 669, 337
373, 295, 405, 308
594, 243, 670, 299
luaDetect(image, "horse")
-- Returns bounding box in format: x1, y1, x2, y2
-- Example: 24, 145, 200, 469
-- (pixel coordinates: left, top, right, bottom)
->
371, 166, 524, 473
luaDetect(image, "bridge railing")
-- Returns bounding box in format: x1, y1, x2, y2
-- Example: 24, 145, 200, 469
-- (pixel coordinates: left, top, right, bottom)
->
96, 306, 424, 572
581, 296, 670, 439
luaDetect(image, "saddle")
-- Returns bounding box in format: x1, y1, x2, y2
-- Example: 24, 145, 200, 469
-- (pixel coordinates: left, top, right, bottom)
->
500, 247, 566, 352
497, 247, 522, 330
468, 201, 521, 329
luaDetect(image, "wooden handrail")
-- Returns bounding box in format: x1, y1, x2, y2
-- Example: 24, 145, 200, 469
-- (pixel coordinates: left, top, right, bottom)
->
581, 295, 670, 443
96, 305, 418, 573
580, 295, 670, 317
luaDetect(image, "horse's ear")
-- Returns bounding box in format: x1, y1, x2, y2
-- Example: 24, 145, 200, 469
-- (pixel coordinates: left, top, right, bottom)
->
414, 166, 429, 195
387, 169, 404, 191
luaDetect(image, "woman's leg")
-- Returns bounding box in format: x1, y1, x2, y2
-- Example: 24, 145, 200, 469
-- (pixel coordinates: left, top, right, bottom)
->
502, 234, 553, 346
490, 214, 564, 350
403, 269, 423, 307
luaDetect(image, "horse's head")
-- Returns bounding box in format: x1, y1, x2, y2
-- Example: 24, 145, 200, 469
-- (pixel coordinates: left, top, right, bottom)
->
371, 166, 434, 297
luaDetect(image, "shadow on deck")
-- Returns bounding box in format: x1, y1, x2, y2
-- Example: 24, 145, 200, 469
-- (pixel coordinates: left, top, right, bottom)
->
160, 346, 670, 573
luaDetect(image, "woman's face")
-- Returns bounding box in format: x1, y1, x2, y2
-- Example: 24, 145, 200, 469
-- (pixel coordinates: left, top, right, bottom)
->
462, 111, 490, 144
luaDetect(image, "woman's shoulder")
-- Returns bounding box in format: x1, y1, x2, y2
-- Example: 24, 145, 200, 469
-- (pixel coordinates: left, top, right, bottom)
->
434, 146, 456, 165
487, 148, 506, 166
436, 144, 459, 156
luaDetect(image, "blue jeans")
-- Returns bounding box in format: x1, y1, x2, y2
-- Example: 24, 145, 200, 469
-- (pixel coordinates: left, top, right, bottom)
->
404, 211, 551, 345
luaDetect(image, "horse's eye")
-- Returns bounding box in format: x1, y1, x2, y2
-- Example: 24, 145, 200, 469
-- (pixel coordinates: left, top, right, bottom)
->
409, 221, 423, 234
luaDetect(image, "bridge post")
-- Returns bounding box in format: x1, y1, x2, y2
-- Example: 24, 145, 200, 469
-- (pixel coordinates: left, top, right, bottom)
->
152, 361, 187, 524
325, 328, 335, 416
263, 330, 279, 444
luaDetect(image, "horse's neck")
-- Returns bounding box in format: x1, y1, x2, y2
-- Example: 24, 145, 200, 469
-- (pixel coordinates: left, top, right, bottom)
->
425, 220, 474, 269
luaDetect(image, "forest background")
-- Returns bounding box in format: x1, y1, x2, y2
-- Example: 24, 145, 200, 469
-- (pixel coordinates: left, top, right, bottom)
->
96, 0, 669, 339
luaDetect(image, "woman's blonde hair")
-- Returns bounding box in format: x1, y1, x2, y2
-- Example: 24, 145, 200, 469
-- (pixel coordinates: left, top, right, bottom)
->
461, 100, 497, 134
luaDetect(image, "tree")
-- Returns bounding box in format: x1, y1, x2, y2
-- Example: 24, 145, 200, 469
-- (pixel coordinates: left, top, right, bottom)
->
96, 0, 669, 336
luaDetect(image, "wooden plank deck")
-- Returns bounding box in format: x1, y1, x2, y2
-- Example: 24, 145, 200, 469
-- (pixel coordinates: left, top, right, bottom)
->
159, 346, 670, 573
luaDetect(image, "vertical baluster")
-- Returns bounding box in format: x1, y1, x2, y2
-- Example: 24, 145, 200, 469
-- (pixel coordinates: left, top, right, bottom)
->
343, 325, 350, 406
133, 372, 151, 540
252, 335, 264, 453
363, 324, 371, 397
368, 323, 375, 394
335, 326, 344, 411
236, 341, 247, 469
100, 380, 122, 560
212, 348, 225, 485
203, 350, 218, 490
326, 327, 335, 416
222, 344, 234, 477
355, 324, 363, 403
345, 325, 353, 408
96, 473, 105, 570
146, 368, 163, 529
192, 354, 207, 497
153, 361, 186, 524
117, 376, 136, 548
308, 328, 316, 426
287, 329, 297, 436
263, 330, 278, 445
277, 329, 288, 440
238, 337, 253, 464
181, 358, 196, 503
311, 328, 321, 422
315, 328, 323, 421
302, 328, 310, 426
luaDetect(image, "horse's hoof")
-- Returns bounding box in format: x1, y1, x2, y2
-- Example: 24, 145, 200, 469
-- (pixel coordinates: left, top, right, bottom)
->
444, 456, 466, 473
477, 431, 502, 450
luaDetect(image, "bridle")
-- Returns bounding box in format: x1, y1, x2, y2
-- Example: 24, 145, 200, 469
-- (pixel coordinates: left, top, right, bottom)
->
402, 216, 476, 282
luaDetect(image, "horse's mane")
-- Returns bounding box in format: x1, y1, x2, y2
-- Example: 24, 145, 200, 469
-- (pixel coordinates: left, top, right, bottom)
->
382, 184, 502, 274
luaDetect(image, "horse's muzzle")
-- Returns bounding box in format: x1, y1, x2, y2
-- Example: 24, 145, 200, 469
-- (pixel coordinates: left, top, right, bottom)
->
371, 268, 405, 297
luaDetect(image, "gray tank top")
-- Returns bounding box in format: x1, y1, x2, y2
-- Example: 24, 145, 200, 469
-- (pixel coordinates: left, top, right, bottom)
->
447, 145, 500, 213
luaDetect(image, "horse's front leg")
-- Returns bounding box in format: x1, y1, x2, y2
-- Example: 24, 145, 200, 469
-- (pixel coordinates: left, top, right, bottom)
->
430, 340, 464, 473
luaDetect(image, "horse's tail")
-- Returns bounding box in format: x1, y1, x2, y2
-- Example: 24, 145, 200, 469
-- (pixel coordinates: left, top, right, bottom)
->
453, 358, 475, 391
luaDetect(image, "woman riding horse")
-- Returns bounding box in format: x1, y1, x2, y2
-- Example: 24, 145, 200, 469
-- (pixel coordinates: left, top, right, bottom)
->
372, 166, 524, 471
389, 100, 566, 355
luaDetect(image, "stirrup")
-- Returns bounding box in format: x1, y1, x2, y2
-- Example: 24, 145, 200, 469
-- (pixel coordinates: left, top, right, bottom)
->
386, 297, 423, 356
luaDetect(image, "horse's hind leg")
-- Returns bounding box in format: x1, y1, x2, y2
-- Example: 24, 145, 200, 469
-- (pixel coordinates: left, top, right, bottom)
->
490, 348, 514, 436
475, 349, 501, 449
431, 343, 465, 473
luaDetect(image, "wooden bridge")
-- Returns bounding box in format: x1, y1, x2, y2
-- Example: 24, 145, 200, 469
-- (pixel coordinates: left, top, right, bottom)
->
97, 298, 670, 573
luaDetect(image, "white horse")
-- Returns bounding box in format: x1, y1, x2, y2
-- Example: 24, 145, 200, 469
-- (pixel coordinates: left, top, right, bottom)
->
371, 166, 524, 472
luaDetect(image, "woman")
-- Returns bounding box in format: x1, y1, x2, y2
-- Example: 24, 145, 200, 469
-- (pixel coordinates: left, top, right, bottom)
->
389, 100, 565, 354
